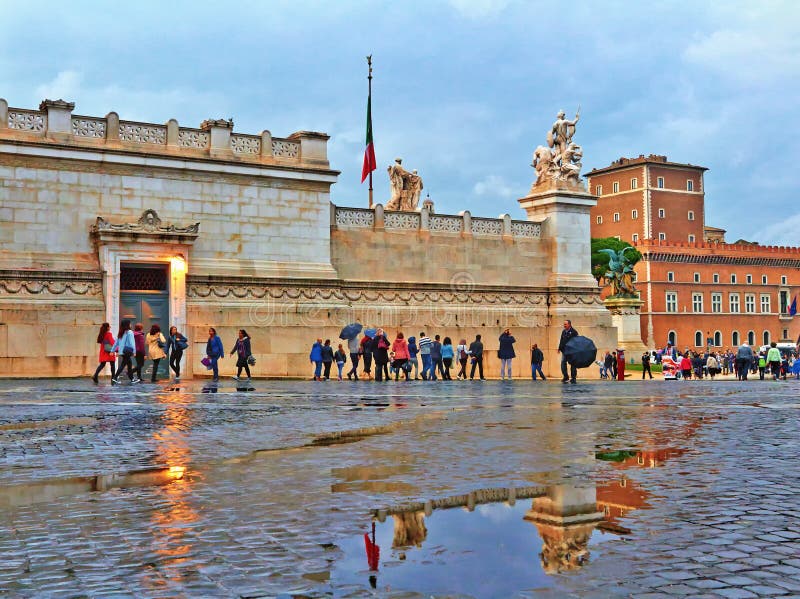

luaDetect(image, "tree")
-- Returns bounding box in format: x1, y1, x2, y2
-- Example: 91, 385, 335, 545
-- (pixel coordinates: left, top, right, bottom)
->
591, 237, 642, 283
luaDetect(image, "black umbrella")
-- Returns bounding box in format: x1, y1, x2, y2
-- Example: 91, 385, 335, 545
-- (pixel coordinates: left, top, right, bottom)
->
339, 323, 363, 340
564, 336, 597, 368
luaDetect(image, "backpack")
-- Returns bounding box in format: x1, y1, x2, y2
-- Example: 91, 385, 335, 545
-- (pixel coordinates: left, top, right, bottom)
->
460, 347, 468, 360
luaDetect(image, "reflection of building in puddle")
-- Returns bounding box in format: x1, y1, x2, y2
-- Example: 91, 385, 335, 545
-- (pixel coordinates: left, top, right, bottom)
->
524, 486, 604, 574
392, 511, 427, 548
0, 466, 185, 509
374, 485, 610, 573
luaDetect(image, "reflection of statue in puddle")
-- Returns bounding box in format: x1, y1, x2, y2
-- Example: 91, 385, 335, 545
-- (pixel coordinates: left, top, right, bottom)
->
524, 485, 604, 574
392, 511, 427, 548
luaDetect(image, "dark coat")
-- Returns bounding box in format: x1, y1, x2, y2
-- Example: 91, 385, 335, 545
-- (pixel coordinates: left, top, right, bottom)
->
558, 326, 579, 352
531, 347, 544, 364
321, 345, 335, 363
369, 334, 391, 364
468, 339, 484, 358
498, 333, 516, 359
231, 337, 251, 358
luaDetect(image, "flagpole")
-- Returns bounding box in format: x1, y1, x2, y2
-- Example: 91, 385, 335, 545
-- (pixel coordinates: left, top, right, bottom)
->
367, 55, 374, 208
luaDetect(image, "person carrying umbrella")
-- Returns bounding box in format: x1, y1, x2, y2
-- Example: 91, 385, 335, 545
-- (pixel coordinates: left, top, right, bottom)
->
340, 323, 363, 380
557, 319, 579, 384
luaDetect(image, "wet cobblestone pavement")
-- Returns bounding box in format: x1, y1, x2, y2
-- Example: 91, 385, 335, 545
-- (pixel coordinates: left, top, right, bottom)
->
0, 378, 799, 597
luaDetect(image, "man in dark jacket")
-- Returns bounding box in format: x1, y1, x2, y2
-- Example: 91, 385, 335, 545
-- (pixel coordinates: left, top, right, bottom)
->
557, 320, 579, 383
530, 343, 545, 380
498, 329, 516, 380
469, 334, 485, 380
430, 334, 443, 381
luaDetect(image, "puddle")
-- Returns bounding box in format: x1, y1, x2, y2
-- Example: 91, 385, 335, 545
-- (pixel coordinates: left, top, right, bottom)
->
331, 485, 632, 597
0, 465, 187, 508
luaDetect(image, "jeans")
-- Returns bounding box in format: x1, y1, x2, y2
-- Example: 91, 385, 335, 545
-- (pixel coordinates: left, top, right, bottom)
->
375, 361, 390, 382
348, 353, 360, 378
170, 350, 182, 378
313, 360, 322, 379
531, 362, 545, 380
117, 354, 134, 380
442, 358, 452, 380
500, 358, 513, 379
337, 361, 345, 379
431, 358, 443, 381
420, 354, 432, 380
470, 356, 484, 379
210, 356, 219, 380
409, 357, 419, 378
560, 354, 577, 382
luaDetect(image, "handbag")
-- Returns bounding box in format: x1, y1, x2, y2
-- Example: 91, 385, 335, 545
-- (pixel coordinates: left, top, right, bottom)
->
201, 356, 212, 368
176, 337, 189, 351
103, 342, 114, 353
123, 347, 134, 357
247, 355, 256, 365
157, 336, 165, 349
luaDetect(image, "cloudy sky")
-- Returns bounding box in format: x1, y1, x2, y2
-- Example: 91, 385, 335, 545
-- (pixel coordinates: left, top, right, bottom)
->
1, 1, 797, 244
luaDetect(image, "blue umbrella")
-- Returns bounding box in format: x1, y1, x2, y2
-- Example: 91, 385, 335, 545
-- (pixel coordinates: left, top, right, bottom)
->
363, 328, 377, 339
339, 323, 363, 340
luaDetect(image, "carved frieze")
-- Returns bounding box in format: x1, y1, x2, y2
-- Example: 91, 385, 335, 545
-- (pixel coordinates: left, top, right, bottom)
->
118, 122, 167, 144
429, 215, 463, 233
7, 110, 45, 132
71, 117, 107, 138
177, 129, 209, 149
511, 221, 542, 238
471, 217, 503, 236
272, 139, 300, 158
92, 209, 199, 243
0, 272, 102, 297
335, 208, 375, 228
230, 134, 261, 155
384, 212, 421, 230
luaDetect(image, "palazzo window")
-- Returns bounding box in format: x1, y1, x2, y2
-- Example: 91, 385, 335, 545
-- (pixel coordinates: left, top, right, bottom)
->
666, 292, 678, 313
657, 176, 664, 188
745, 294, 755, 313
688, 210, 695, 221
687, 180, 694, 191
631, 209, 638, 219
761, 294, 771, 313
596, 185, 603, 195
729, 293, 740, 313
631, 177, 638, 189
746, 274, 752, 284
613, 181, 619, 193
692, 293, 703, 313
613, 212, 620, 222
711, 293, 722, 313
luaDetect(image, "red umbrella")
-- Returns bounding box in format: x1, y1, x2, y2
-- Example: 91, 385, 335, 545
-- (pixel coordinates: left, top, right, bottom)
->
364, 521, 380, 571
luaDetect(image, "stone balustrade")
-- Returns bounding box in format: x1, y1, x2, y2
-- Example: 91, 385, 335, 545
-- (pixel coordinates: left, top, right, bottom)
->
0, 98, 327, 166
332, 204, 542, 239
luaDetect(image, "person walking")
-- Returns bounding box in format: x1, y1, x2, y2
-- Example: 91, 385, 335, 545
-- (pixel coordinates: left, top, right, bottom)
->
407, 336, 419, 380
391, 332, 410, 381
334, 343, 347, 381
602, 351, 614, 380
641, 351, 653, 379
430, 335, 443, 381
735, 342, 753, 381
441, 337, 454, 380
206, 327, 224, 382
133, 323, 146, 383
146, 324, 167, 383
706, 353, 719, 380
469, 334, 485, 380
92, 322, 117, 384
346, 335, 360, 380
680, 352, 693, 380
757, 351, 767, 380
418, 332, 432, 380
498, 329, 516, 380
370, 329, 391, 382
230, 329, 252, 380
360, 334, 373, 380
111, 319, 136, 384
456, 339, 469, 380
166, 326, 188, 381
321, 339, 334, 380
557, 320, 579, 384
309, 338, 323, 381
610, 351, 618, 380
766, 342, 782, 380
530, 343, 545, 380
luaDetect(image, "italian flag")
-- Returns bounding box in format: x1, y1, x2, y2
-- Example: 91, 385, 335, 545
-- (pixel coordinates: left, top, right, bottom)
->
361, 93, 376, 182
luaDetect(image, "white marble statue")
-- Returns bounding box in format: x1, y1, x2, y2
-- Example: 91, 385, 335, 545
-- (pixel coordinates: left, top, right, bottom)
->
386, 158, 424, 211
532, 107, 584, 189
408, 169, 423, 210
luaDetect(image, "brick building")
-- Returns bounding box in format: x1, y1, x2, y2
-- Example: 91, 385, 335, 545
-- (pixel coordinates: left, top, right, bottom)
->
588, 156, 798, 351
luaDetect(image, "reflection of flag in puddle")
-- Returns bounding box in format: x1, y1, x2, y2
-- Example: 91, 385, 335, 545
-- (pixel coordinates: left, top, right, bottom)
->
364, 521, 380, 571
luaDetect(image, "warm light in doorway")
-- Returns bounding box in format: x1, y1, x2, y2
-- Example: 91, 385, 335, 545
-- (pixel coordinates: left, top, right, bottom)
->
170, 256, 186, 273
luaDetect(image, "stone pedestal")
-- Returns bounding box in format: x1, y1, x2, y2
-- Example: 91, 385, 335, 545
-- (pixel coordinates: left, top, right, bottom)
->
604, 296, 648, 360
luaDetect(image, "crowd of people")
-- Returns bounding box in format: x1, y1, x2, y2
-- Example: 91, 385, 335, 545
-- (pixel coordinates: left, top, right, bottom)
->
308, 321, 583, 383
92, 321, 254, 384
659, 341, 800, 381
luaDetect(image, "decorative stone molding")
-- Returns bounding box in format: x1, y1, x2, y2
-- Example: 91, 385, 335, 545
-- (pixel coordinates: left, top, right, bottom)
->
91, 209, 199, 243
230, 134, 261, 155
384, 211, 421, 230
429, 215, 463, 233
550, 293, 605, 306
0, 100, 327, 169
511, 221, 542, 238
7, 109, 45, 132
0, 275, 102, 297
71, 116, 107, 138
272, 139, 300, 158
335, 207, 375, 228
177, 129, 209, 149
471, 217, 504, 236
118, 121, 167, 144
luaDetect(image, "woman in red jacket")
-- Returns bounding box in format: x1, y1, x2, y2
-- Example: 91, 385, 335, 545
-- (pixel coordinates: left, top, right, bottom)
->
679, 353, 693, 380
391, 332, 410, 381
92, 322, 116, 384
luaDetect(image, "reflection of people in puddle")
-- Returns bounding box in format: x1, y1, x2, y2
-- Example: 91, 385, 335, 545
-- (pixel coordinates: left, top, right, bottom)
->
392, 511, 427, 548
201, 384, 218, 393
